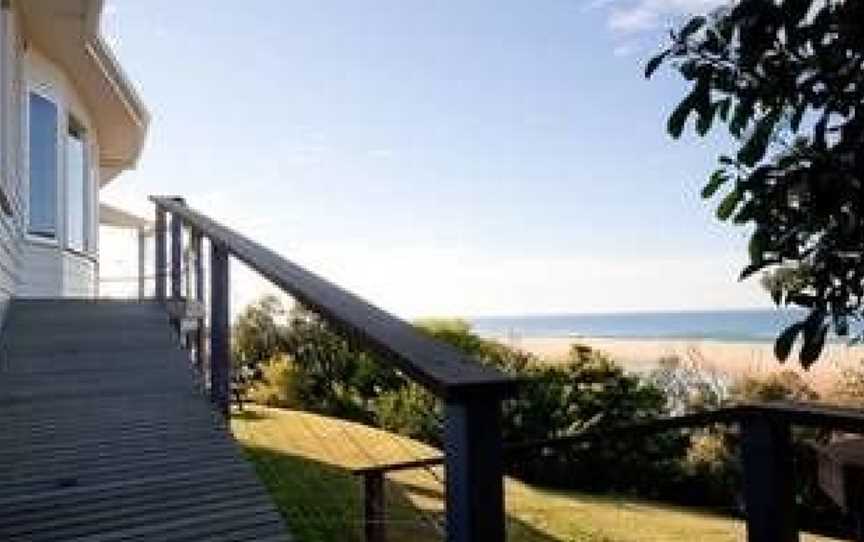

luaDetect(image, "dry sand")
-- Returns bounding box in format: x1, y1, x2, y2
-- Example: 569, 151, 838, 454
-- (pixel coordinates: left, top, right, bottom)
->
503, 336, 864, 393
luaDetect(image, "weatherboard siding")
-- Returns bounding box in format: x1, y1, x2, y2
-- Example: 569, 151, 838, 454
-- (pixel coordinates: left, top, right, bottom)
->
0, 7, 25, 324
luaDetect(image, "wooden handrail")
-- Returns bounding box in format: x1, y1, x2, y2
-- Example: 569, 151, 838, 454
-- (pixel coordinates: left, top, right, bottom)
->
150, 196, 517, 401
151, 195, 515, 541
152, 195, 864, 542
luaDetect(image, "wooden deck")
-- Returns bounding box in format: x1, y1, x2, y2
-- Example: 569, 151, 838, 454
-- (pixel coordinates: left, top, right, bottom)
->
0, 299, 291, 541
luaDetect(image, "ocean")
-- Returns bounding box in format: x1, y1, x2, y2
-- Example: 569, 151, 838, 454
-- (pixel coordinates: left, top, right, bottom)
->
471, 309, 809, 342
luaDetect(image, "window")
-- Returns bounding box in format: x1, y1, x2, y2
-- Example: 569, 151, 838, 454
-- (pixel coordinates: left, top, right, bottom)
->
66, 117, 88, 252
28, 92, 57, 238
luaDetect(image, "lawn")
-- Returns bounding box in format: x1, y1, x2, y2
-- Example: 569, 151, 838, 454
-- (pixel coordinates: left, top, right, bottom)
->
231, 405, 837, 542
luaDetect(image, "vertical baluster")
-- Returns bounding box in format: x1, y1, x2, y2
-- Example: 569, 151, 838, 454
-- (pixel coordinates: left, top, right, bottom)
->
444, 394, 506, 542
154, 207, 166, 301
192, 229, 205, 371
740, 414, 798, 542
364, 471, 386, 542
209, 241, 230, 417
170, 212, 182, 301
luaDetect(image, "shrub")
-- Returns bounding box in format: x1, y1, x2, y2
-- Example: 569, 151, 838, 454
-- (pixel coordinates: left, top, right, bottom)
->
831, 361, 864, 406
248, 355, 306, 408
649, 353, 727, 415
731, 370, 819, 403
374, 383, 442, 445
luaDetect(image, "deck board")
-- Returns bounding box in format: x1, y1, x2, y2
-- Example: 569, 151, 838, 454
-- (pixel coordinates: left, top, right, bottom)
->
0, 299, 291, 541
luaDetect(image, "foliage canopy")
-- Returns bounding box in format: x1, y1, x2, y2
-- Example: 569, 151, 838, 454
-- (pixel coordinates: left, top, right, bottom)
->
647, 0, 864, 367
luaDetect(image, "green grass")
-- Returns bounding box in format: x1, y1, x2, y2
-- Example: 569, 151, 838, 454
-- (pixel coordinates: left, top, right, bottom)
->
232, 405, 837, 542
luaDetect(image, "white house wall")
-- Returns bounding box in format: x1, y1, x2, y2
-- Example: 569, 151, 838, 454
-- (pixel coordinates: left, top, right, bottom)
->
0, 6, 25, 322
19, 45, 101, 298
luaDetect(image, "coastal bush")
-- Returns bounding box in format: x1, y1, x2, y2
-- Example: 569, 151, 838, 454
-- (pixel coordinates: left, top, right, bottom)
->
830, 361, 864, 406
505, 344, 689, 497
236, 298, 792, 509
649, 354, 727, 415
374, 382, 442, 445
730, 370, 819, 402
247, 355, 306, 409
233, 295, 290, 367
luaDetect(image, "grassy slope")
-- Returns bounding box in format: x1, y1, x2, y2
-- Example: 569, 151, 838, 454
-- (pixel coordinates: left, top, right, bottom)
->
232, 405, 836, 542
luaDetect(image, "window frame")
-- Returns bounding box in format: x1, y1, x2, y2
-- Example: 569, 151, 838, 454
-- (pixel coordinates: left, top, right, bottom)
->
25, 88, 61, 244
65, 114, 89, 254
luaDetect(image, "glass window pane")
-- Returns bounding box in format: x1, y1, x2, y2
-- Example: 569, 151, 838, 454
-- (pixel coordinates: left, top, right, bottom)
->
67, 120, 86, 252
28, 93, 57, 237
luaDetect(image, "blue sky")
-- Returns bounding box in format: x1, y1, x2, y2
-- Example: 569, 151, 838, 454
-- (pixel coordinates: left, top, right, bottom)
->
100, 0, 765, 317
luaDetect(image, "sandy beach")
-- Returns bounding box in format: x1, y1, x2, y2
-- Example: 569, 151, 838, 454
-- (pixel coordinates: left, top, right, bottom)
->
501, 336, 864, 394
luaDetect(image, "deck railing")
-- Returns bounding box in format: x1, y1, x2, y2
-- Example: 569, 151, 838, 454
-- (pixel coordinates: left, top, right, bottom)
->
149, 195, 519, 542
148, 196, 864, 542
356, 402, 864, 542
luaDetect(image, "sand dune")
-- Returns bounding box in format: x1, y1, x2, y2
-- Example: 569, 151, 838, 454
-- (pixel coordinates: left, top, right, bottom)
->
505, 336, 864, 393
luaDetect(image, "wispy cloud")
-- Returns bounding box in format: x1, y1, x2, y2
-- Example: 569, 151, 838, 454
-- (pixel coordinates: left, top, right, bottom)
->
591, 0, 726, 59
596, 0, 727, 34
609, 6, 661, 32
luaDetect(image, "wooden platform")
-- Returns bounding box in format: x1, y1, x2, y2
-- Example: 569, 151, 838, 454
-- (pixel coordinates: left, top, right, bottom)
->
0, 299, 291, 541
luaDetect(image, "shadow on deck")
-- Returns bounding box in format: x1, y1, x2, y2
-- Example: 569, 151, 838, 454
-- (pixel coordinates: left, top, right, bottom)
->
0, 298, 291, 541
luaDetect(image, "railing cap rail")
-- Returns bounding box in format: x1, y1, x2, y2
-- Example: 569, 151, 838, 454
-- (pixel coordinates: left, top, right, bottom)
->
150, 196, 518, 400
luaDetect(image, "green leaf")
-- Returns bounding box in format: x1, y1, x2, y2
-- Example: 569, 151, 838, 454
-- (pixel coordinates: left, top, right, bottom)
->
748, 230, 765, 263
717, 98, 733, 121
679, 16, 707, 40
667, 93, 696, 139
787, 293, 818, 308
737, 114, 778, 167
729, 98, 754, 138
696, 104, 714, 136
774, 322, 803, 362
739, 262, 763, 281
732, 200, 756, 224
790, 103, 807, 132
800, 324, 827, 369
770, 287, 783, 306
701, 170, 728, 199
715, 188, 742, 221
644, 50, 669, 79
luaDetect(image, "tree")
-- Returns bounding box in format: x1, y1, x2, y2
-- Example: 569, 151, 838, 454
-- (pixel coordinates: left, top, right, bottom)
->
281, 306, 404, 422
232, 295, 289, 367
646, 0, 864, 368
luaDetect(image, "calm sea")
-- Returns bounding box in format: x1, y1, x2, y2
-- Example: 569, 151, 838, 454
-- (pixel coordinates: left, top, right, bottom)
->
471, 309, 809, 342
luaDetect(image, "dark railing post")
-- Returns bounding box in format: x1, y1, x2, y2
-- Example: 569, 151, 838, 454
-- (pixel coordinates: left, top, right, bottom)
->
444, 395, 506, 542
364, 471, 386, 542
209, 241, 230, 417
740, 414, 798, 542
170, 212, 182, 300
192, 229, 205, 371
154, 207, 166, 301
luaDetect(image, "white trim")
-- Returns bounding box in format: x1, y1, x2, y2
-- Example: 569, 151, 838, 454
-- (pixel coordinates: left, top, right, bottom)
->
24, 87, 61, 241
24, 233, 58, 248
64, 113, 92, 255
